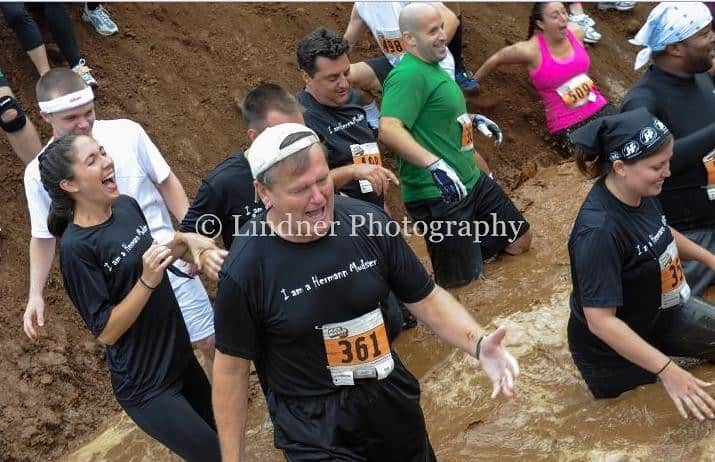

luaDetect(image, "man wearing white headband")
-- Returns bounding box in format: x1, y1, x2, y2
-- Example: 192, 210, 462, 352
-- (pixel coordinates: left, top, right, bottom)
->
22, 68, 218, 375
622, 2, 715, 296
211, 122, 520, 461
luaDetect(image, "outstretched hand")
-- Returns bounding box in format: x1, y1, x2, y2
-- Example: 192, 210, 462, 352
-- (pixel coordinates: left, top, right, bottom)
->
478, 326, 520, 398
660, 361, 715, 421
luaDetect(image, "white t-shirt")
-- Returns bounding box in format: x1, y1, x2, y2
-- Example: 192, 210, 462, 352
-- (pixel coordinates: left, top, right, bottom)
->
24, 119, 175, 244
355, 1, 456, 78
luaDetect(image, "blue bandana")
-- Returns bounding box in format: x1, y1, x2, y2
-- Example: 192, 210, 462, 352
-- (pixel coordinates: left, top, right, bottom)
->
630, 2, 712, 70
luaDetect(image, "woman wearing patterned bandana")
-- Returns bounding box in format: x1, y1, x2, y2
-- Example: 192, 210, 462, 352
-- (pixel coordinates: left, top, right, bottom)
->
567, 108, 715, 420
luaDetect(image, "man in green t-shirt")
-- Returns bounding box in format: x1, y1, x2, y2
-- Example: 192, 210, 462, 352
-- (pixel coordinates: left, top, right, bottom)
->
379, 2, 532, 288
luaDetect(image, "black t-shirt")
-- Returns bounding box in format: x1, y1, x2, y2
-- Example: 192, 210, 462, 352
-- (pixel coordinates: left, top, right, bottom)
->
214, 195, 434, 397
297, 89, 383, 206
568, 180, 688, 366
60, 195, 192, 405
622, 65, 715, 230
180, 152, 264, 249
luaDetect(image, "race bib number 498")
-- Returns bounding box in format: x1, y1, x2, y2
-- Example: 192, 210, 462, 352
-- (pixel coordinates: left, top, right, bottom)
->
320, 308, 394, 386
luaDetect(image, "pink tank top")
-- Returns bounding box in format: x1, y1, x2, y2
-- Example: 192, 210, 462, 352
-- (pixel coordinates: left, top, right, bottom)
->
529, 29, 607, 134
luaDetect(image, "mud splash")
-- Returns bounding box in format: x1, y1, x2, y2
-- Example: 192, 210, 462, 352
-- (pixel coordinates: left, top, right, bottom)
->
63, 162, 715, 461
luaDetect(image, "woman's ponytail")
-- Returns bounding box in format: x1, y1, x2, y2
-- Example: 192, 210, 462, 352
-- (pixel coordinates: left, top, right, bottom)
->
38, 135, 79, 238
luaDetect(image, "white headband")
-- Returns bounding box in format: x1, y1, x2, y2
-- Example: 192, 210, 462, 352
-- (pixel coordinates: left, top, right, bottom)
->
38, 87, 95, 114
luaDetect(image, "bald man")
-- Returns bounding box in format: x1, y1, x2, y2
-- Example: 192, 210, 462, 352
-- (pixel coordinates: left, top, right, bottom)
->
380, 3, 532, 289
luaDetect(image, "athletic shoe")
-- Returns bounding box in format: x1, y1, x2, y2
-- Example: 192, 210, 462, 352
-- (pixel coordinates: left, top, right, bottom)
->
72, 59, 98, 88
598, 2, 636, 11
455, 67, 479, 90
568, 13, 595, 28
82, 4, 119, 36
581, 25, 602, 44
569, 14, 601, 44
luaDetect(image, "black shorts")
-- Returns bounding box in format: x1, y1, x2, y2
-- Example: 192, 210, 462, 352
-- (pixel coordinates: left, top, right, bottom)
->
569, 297, 715, 399
267, 359, 435, 462
405, 173, 530, 288
365, 55, 393, 86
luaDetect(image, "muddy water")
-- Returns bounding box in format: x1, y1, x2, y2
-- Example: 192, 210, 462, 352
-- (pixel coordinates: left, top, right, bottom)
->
61, 163, 715, 461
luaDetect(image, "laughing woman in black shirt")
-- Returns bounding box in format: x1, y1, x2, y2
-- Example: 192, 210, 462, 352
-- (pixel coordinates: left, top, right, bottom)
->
568, 108, 715, 420
38, 134, 221, 461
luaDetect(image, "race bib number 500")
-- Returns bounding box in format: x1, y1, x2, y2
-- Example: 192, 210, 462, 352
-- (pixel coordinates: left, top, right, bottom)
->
320, 308, 393, 386
556, 73, 596, 108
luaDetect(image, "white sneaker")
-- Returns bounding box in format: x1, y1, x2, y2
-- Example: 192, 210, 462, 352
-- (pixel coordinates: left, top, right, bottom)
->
582, 25, 602, 44
598, 2, 636, 11
569, 14, 601, 43
569, 13, 595, 27
82, 4, 119, 36
72, 59, 98, 88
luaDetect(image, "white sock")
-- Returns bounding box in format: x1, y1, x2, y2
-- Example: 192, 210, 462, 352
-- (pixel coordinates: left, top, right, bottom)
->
362, 101, 380, 130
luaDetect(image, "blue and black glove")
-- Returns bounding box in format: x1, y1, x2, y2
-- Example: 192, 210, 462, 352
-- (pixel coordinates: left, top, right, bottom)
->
473, 114, 503, 145
427, 158, 467, 204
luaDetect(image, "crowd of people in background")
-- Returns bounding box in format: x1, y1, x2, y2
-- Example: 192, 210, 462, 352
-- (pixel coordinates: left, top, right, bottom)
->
6, 2, 715, 461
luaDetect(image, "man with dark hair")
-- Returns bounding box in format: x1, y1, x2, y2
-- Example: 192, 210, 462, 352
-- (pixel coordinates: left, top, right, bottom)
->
181, 82, 397, 250
296, 27, 395, 208
623, 2, 715, 296
180, 83, 304, 251
211, 122, 520, 462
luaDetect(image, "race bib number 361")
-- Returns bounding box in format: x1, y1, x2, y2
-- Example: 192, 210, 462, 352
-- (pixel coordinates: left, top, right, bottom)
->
321, 308, 394, 386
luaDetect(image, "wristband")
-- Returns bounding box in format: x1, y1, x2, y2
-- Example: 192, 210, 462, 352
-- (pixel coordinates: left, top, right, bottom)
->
476, 335, 485, 360
138, 277, 157, 291
656, 358, 672, 376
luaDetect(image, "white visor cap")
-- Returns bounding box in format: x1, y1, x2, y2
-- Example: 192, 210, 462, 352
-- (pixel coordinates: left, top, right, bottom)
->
247, 122, 320, 179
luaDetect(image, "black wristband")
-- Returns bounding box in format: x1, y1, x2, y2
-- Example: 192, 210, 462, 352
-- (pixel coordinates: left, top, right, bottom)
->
476, 335, 485, 360
656, 358, 672, 376
138, 277, 157, 291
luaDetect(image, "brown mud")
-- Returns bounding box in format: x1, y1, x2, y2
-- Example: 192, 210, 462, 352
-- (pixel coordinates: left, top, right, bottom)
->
1, 3, 707, 461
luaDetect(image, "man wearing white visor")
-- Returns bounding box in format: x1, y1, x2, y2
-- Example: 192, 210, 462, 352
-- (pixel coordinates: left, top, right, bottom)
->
211, 122, 520, 461
22, 68, 218, 374
622, 2, 715, 296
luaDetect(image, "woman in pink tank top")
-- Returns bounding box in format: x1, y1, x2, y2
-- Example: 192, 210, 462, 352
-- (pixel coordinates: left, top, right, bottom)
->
475, 2, 614, 156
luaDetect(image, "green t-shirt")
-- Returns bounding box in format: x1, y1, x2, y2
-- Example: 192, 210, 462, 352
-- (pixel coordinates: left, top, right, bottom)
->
381, 53, 480, 203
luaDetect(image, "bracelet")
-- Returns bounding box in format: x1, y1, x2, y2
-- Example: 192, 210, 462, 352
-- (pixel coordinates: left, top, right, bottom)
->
475, 335, 485, 360
138, 277, 157, 291
656, 358, 672, 376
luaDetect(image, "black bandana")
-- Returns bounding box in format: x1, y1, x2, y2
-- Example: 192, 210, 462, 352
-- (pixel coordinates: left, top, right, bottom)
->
569, 107, 672, 162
